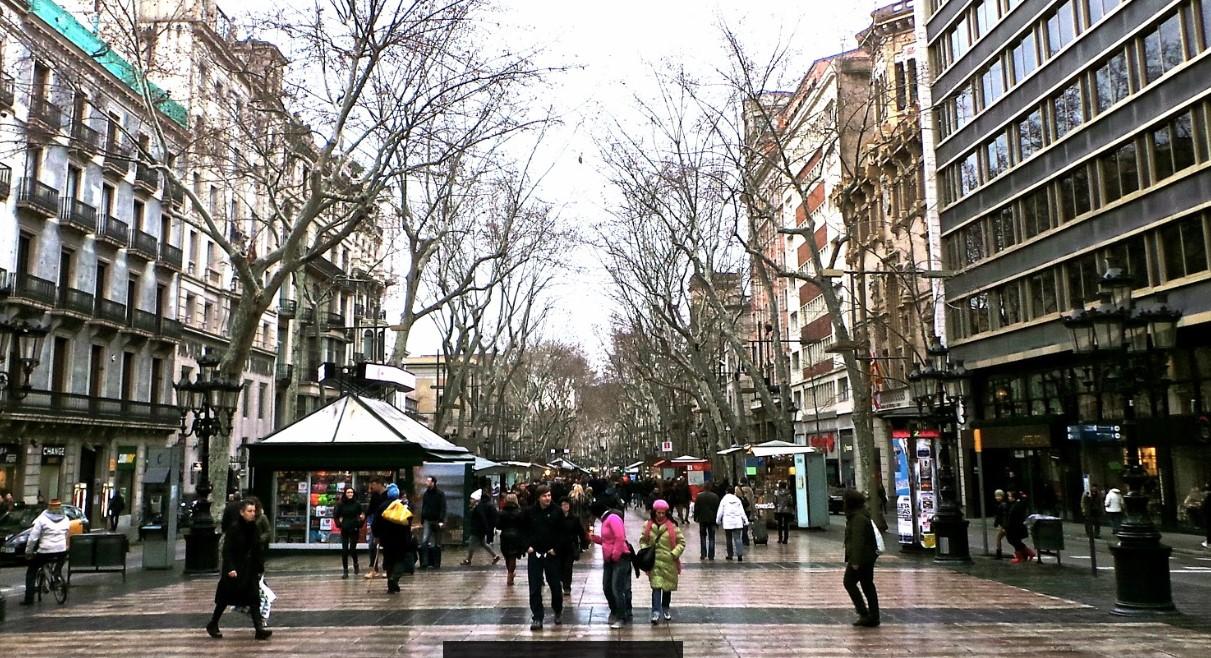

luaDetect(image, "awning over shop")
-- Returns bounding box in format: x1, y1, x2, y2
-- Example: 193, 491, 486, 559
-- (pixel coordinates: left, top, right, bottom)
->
624, 461, 644, 472
716, 444, 746, 456
747, 440, 819, 458
472, 456, 506, 474
548, 457, 588, 473
669, 455, 708, 464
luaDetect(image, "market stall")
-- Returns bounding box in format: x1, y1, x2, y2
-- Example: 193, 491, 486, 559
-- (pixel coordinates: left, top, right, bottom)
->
652, 455, 712, 500
247, 394, 472, 551
719, 440, 829, 530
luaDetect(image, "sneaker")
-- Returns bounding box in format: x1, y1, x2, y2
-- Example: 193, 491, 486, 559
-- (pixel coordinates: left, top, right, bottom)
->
856, 616, 881, 628
650, 611, 660, 625
609, 619, 624, 629
607, 613, 618, 625
1202, 541, 1208, 548
662, 610, 671, 621
530, 619, 543, 631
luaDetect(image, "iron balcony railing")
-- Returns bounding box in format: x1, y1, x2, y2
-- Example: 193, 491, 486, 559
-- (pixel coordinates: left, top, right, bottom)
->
131, 309, 158, 333
158, 242, 183, 269
324, 311, 345, 328
57, 287, 94, 316
28, 96, 63, 130
134, 163, 159, 191
0, 163, 10, 200
3, 389, 178, 428
0, 73, 14, 108
95, 298, 127, 325
157, 317, 183, 339
97, 215, 129, 246
103, 143, 131, 176
129, 229, 158, 259
12, 272, 57, 306
275, 363, 294, 382
278, 298, 297, 317
16, 178, 59, 216
59, 197, 97, 232
70, 121, 102, 155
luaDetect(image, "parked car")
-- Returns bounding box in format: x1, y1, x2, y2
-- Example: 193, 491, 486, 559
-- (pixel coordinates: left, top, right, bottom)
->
0, 504, 90, 566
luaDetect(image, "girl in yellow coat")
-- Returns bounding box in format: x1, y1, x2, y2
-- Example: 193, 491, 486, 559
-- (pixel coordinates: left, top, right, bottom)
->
641, 499, 686, 625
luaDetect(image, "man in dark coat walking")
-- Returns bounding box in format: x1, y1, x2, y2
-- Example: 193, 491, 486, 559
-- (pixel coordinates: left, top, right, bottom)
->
842, 489, 880, 628
693, 486, 720, 560
524, 485, 565, 631
420, 476, 447, 568
107, 490, 125, 532
207, 499, 271, 640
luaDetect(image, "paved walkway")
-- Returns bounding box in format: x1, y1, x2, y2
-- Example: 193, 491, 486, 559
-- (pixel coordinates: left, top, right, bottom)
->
2, 510, 1209, 656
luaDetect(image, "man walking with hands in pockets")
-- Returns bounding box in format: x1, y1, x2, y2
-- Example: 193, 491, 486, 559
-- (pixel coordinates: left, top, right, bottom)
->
524, 485, 565, 631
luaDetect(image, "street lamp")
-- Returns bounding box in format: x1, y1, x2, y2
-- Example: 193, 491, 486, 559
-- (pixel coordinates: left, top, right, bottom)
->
1061, 266, 1181, 615
0, 320, 49, 400
175, 350, 244, 573
907, 335, 971, 563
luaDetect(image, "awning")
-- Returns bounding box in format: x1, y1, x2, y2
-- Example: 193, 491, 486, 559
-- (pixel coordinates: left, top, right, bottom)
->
716, 444, 746, 456
473, 456, 505, 474
669, 455, 708, 463
748, 440, 819, 458
548, 457, 588, 473
624, 461, 644, 472
142, 467, 170, 484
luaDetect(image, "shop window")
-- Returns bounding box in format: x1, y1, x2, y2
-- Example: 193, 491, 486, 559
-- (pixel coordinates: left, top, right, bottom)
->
1088, 0, 1120, 25
1018, 108, 1044, 160
1093, 50, 1130, 115
1055, 166, 1092, 222
980, 59, 1006, 109
273, 470, 309, 543
986, 131, 1011, 179
1159, 215, 1209, 281
1151, 111, 1198, 181
989, 205, 1018, 251
1101, 140, 1140, 203
1142, 13, 1186, 84
1052, 82, 1084, 139
1045, 0, 1079, 58
1011, 31, 1038, 83
1020, 186, 1052, 239
1027, 270, 1058, 318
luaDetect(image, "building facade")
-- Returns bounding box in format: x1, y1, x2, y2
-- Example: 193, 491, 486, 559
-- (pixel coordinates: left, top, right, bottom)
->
922, 0, 1211, 526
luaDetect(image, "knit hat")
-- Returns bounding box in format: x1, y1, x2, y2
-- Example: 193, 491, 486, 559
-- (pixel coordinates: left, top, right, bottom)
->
386, 483, 400, 500
653, 499, 669, 511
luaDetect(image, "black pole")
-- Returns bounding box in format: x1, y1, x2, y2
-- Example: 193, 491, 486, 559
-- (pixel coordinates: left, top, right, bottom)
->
184, 405, 219, 573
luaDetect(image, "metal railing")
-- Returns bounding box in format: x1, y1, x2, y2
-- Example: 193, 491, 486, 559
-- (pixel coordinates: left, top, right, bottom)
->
275, 363, 294, 381
16, 178, 60, 216
131, 309, 158, 333
165, 180, 184, 207
12, 272, 57, 306
57, 287, 95, 316
70, 121, 102, 154
158, 242, 183, 269
95, 298, 127, 325
129, 229, 158, 259
3, 389, 178, 427
0, 163, 10, 199
97, 215, 129, 245
59, 197, 97, 232
278, 298, 297, 316
28, 96, 63, 129
324, 311, 345, 328
103, 143, 131, 176
0, 73, 13, 108
157, 317, 183, 339
134, 163, 159, 191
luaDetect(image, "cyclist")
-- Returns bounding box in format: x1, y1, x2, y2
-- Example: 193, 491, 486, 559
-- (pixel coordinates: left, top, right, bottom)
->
22, 497, 70, 605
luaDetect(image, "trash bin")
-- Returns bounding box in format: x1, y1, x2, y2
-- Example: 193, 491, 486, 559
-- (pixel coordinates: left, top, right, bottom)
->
1029, 515, 1065, 564
141, 523, 171, 569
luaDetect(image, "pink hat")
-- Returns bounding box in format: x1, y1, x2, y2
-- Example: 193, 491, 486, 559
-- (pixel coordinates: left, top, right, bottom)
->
653, 499, 670, 511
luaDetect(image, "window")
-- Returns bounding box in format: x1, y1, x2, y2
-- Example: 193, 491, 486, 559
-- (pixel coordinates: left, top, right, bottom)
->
1018, 108, 1045, 160
1159, 215, 1208, 280
1055, 166, 1092, 221
894, 62, 907, 111
989, 205, 1018, 251
960, 151, 980, 195
1142, 13, 1186, 84
1093, 51, 1130, 114
980, 60, 1006, 108
1106, 234, 1151, 288
1066, 252, 1100, 305
948, 23, 970, 64
967, 294, 991, 334
1088, 0, 1120, 25
1027, 270, 1058, 318
956, 86, 975, 130
1202, 0, 1211, 52
258, 382, 268, 419
1101, 141, 1139, 203
995, 280, 1022, 327
837, 377, 850, 402
1152, 111, 1198, 181
1020, 187, 1052, 239
1045, 1, 1078, 57
1011, 32, 1038, 83
132, 200, 145, 231
972, 1, 994, 39
963, 221, 986, 264
906, 58, 918, 105
242, 379, 253, 417
1052, 82, 1084, 139
986, 131, 1010, 179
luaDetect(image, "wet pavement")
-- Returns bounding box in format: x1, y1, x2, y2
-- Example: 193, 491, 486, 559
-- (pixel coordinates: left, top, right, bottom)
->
1, 510, 1209, 656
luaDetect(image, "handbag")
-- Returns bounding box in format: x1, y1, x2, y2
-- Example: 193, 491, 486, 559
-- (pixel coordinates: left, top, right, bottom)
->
634, 545, 656, 573
382, 500, 412, 526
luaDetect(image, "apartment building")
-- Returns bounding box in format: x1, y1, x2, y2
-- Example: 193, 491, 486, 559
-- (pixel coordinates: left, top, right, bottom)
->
922, 0, 1211, 523
0, 0, 184, 524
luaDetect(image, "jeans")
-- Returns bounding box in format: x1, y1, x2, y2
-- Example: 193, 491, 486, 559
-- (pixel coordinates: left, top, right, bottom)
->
650, 587, 671, 614
699, 523, 716, 558
367, 527, 379, 570
602, 555, 633, 620
421, 520, 441, 548
340, 531, 360, 572
725, 528, 744, 558
24, 552, 66, 603
776, 513, 791, 543
843, 563, 878, 619
465, 535, 500, 563
526, 553, 562, 621
1106, 511, 1123, 535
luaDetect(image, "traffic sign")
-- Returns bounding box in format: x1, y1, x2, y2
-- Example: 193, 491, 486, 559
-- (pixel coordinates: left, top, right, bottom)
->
660, 441, 673, 453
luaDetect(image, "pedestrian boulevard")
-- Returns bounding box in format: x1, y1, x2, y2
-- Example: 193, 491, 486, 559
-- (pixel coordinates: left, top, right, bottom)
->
3, 512, 1211, 656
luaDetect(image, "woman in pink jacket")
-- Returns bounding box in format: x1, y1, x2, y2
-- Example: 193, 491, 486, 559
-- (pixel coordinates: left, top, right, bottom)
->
589, 499, 632, 628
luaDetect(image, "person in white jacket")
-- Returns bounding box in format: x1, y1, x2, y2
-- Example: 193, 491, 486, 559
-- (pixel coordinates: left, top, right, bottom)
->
22, 498, 71, 605
1103, 487, 1125, 536
716, 487, 750, 562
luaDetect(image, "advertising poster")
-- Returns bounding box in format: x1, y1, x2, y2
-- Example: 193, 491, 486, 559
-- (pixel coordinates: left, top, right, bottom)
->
915, 438, 936, 548
892, 438, 913, 544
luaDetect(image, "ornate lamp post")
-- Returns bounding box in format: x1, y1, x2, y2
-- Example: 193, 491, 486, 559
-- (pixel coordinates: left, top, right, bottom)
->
175, 350, 244, 574
907, 336, 971, 563
1062, 265, 1180, 615
0, 320, 49, 400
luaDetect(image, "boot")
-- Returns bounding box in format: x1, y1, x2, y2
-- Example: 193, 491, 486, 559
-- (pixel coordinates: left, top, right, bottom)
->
353, 559, 360, 575
1010, 549, 1023, 564
343, 567, 349, 579
507, 569, 515, 586
252, 609, 272, 641
995, 547, 1003, 560
207, 606, 223, 638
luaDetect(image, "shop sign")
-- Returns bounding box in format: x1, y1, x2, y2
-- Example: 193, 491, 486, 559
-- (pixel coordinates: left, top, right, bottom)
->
0, 443, 19, 465
42, 445, 66, 465
660, 441, 672, 453
807, 433, 835, 454
117, 446, 138, 471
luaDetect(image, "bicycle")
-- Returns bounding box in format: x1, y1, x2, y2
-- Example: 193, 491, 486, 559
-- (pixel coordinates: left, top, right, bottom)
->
34, 555, 69, 604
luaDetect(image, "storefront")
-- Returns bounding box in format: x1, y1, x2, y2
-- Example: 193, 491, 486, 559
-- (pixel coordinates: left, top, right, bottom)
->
247, 394, 472, 550
720, 440, 828, 529
0, 443, 19, 498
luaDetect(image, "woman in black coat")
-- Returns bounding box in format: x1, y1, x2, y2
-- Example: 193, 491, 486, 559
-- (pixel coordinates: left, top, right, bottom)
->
334, 488, 364, 578
207, 499, 270, 640
497, 493, 526, 586
371, 487, 418, 594
1004, 491, 1035, 564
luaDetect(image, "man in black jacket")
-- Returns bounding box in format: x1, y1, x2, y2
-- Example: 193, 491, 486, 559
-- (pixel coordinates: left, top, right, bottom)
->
420, 476, 446, 568
363, 478, 387, 578
693, 486, 721, 560
524, 485, 565, 631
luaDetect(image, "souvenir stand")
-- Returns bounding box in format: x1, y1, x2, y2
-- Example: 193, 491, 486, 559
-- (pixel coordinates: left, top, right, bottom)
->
719, 441, 829, 530
247, 394, 471, 552
651, 455, 711, 500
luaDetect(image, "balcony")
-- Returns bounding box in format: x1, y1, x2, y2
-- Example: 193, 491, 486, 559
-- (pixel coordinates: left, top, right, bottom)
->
94, 298, 127, 326
0, 73, 13, 108
59, 198, 97, 233
128, 228, 158, 260
97, 215, 129, 248
3, 390, 178, 429
28, 96, 63, 131
278, 298, 297, 317
275, 363, 294, 382
9, 272, 57, 307
130, 309, 158, 334
15, 178, 60, 217
324, 311, 345, 328
157, 242, 183, 271
306, 253, 344, 281
102, 143, 131, 177
56, 287, 95, 317
156, 317, 183, 340
69, 121, 102, 158
299, 307, 315, 324
164, 180, 185, 208
133, 163, 159, 193
0, 163, 10, 200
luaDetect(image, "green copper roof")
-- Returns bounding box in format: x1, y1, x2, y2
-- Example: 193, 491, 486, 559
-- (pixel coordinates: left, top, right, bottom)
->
30, 0, 188, 127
